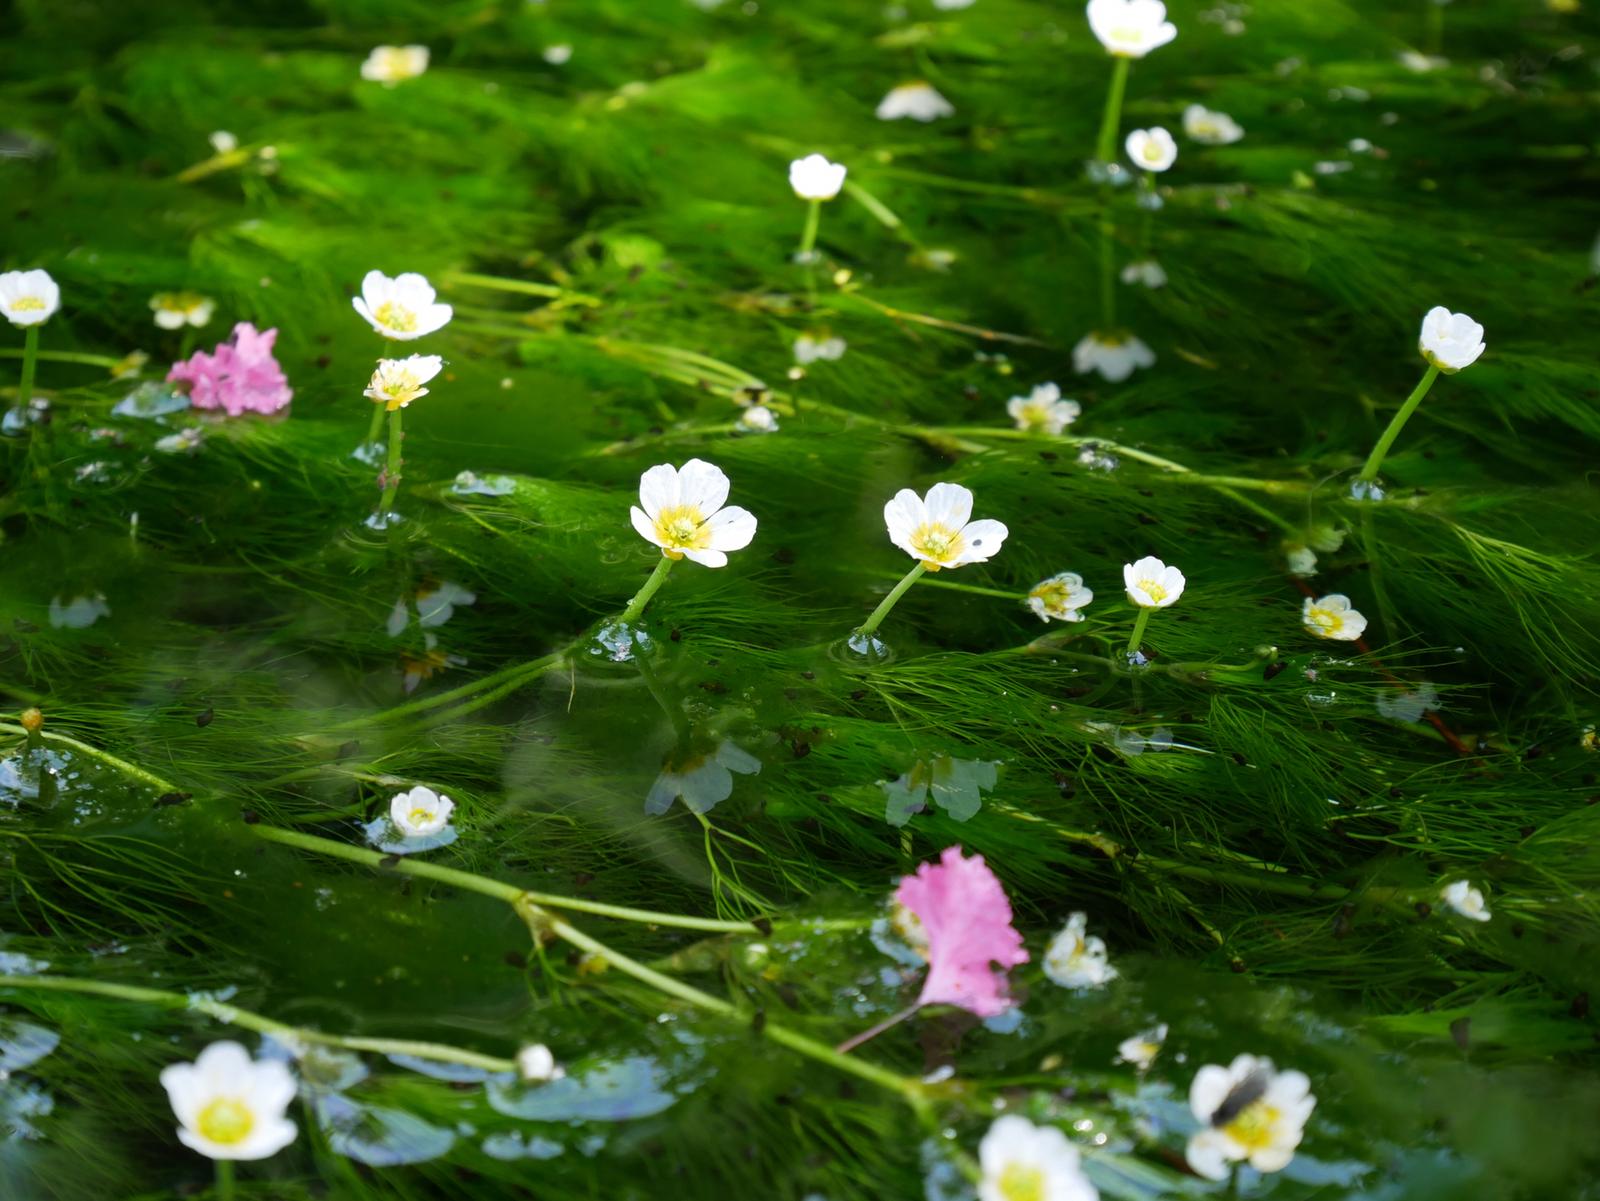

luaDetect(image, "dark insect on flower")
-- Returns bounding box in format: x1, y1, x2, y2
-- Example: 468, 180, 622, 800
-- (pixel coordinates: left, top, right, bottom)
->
1208, 1065, 1272, 1128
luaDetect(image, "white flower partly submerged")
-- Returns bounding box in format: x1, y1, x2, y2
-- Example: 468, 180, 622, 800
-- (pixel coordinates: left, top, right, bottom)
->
789, 154, 847, 201
360, 45, 429, 85
1126, 127, 1177, 172
884, 482, 1008, 571
1418, 306, 1485, 373
1117, 1023, 1167, 1071
1073, 332, 1155, 382
977, 1115, 1098, 1201
794, 333, 847, 364
1302, 594, 1367, 641
1186, 1055, 1316, 1181
365, 355, 444, 411
0, 269, 61, 328
1120, 259, 1167, 289
1440, 879, 1491, 921
352, 270, 453, 341
646, 742, 761, 815
1123, 556, 1185, 608
1027, 573, 1094, 623
516, 1043, 565, 1083
876, 82, 955, 122
390, 785, 455, 839
1184, 104, 1245, 145
1087, 0, 1177, 58
738, 405, 779, 434
1007, 382, 1081, 435
151, 291, 216, 330
631, 459, 757, 567
160, 1041, 297, 1161
1044, 912, 1118, 989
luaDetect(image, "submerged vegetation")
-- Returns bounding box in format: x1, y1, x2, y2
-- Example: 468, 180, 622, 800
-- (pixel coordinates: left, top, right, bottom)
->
2, 0, 1599, 1196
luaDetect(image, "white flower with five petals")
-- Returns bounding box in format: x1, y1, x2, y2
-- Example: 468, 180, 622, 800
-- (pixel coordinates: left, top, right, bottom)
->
151, 292, 216, 329
1183, 104, 1245, 145
0, 269, 60, 327
875, 82, 955, 122
1087, 0, 1177, 58
1117, 1023, 1167, 1071
390, 786, 455, 839
1120, 259, 1167, 288
1044, 912, 1118, 989
1186, 1055, 1316, 1181
352, 270, 453, 341
1073, 332, 1155, 381
360, 45, 429, 85
1027, 573, 1094, 623
977, 1115, 1098, 1201
630, 459, 758, 567
883, 482, 1008, 571
789, 154, 848, 201
1302, 594, 1367, 641
365, 355, 444, 411
160, 1041, 298, 1161
1126, 127, 1177, 172
1418, 306, 1485, 373
1007, 383, 1081, 435
1123, 556, 1185, 608
1440, 879, 1491, 921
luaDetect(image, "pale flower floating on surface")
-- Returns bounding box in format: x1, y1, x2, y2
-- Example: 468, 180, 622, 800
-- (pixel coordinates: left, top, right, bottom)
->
882, 756, 999, 825
645, 741, 761, 815
788, 153, 847, 201
875, 82, 955, 122
49, 594, 110, 629
794, 333, 847, 363
1123, 556, 1185, 608
150, 291, 215, 329
389, 786, 455, 839
1302, 594, 1367, 641
1120, 259, 1167, 288
387, 579, 476, 638
1418, 306, 1485, 373
1027, 573, 1094, 623
160, 1041, 298, 1161
516, 1044, 564, 1083
366, 355, 444, 411
894, 845, 1028, 1017
1073, 331, 1155, 381
1126, 127, 1177, 172
630, 458, 758, 567
977, 1115, 1098, 1201
737, 405, 779, 434
361, 45, 429, 85
1186, 1054, 1316, 1181
1440, 879, 1491, 921
1183, 104, 1245, 144
1007, 382, 1081, 435
883, 482, 1008, 571
0, 269, 60, 327
167, 323, 293, 416
1117, 1023, 1167, 1071
1087, 0, 1177, 58
352, 270, 453, 341
1043, 912, 1118, 989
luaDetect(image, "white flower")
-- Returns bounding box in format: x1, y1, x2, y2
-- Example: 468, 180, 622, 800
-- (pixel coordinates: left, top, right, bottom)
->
1440, 879, 1491, 922
48, 594, 110, 629
977, 1115, 1098, 1201
1073, 332, 1155, 381
209, 130, 239, 155
352, 270, 453, 341
1183, 104, 1244, 145
738, 405, 779, 434
875, 82, 955, 122
1117, 1024, 1167, 1071
1119, 259, 1167, 288
542, 44, 573, 65
1418, 306, 1485, 373
1302, 594, 1367, 641
934, 0, 976, 7
884, 482, 1008, 571
389, 786, 455, 839
150, 292, 216, 330
365, 355, 444, 412
516, 1044, 565, 1083
0, 269, 60, 327
1007, 383, 1081, 435
1044, 912, 1118, 989
155, 427, 205, 454
160, 1041, 298, 1161
794, 334, 847, 363
1399, 50, 1446, 73
630, 459, 758, 567
387, 580, 476, 638
1087, 0, 1177, 58
646, 742, 762, 815
1123, 555, 1185, 608
1027, 573, 1095, 623
789, 154, 848, 201
1125, 127, 1177, 172
1285, 545, 1318, 577
360, 45, 429, 85
1186, 1055, 1316, 1181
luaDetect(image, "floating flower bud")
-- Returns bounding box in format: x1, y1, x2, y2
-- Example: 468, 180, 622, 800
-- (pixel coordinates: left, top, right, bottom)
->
361, 45, 429, 85
389, 786, 455, 839
1418, 306, 1485, 373
1123, 555, 1185, 608
1007, 382, 1081, 434
631, 459, 757, 567
788, 154, 847, 201
1117, 1023, 1167, 1070
737, 405, 779, 434
883, 482, 1008, 571
977, 1115, 1097, 1201
1183, 104, 1244, 144
515, 1044, 564, 1083
875, 82, 955, 121
794, 333, 847, 363
1125, 127, 1177, 172
150, 292, 215, 330
0, 269, 60, 327
1302, 594, 1367, 641
1027, 572, 1094, 623
160, 1041, 298, 1161
1120, 259, 1168, 288
167, 323, 292, 416
894, 846, 1028, 1017
366, 355, 444, 411
1043, 912, 1118, 989
1185, 1054, 1316, 1180
1440, 879, 1491, 921
1073, 331, 1155, 381
352, 270, 453, 341
1087, 0, 1177, 57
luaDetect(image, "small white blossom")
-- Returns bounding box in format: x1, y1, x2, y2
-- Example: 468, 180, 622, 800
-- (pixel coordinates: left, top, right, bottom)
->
789, 154, 848, 201
875, 82, 955, 122
365, 355, 444, 411
1126, 127, 1177, 172
389, 786, 455, 839
1302, 594, 1367, 641
977, 1115, 1097, 1201
1186, 1055, 1316, 1181
1043, 912, 1118, 989
1120, 259, 1167, 288
516, 1044, 565, 1083
1027, 573, 1094, 623
1440, 879, 1491, 921
934, 0, 976, 7
1007, 383, 1081, 435
209, 130, 239, 155
794, 334, 847, 363
883, 482, 1007, 571
738, 405, 779, 434
1123, 555, 1185, 608
48, 594, 110, 629
155, 427, 205, 454
150, 292, 216, 330
352, 270, 453, 341
1117, 1023, 1167, 1071
160, 1041, 298, 1161
542, 44, 573, 65
0, 269, 60, 327
1286, 545, 1318, 577
1183, 104, 1245, 144
1087, 0, 1177, 58
361, 45, 429, 85
630, 459, 757, 567
1418, 306, 1485, 373
1073, 331, 1155, 381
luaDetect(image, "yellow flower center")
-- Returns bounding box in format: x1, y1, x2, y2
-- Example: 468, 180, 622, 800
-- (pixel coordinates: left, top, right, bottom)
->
997, 1162, 1047, 1201
1141, 144, 1163, 163
1137, 576, 1167, 603
653, 504, 711, 558
1031, 580, 1071, 612
1099, 333, 1127, 348
909, 522, 965, 569
195, 1097, 255, 1146
1306, 606, 1342, 636
1018, 403, 1051, 431
11, 296, 46, 312
373, 301, 418, 333
408, 807, 434, 827
1222, 1100, 1282, 1154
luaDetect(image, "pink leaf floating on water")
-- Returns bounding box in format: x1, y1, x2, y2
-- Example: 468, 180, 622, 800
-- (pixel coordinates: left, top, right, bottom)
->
894, 845, 1028, 1017
168, 321, 293, 416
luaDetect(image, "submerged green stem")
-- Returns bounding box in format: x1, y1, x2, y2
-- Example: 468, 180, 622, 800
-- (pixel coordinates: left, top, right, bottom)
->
1127, 605, 1153, 654
1359, 363, 1440, 483
1099, 213, 1117, 329
377, 407, 403, 518
797, 197, 822, 261
363, 401, 385, 447
1095, 56, 1131, 166
856, 562, 929, 638
620, 555, 676, 624
16, 325, 40, 409
0, 722, 180, 794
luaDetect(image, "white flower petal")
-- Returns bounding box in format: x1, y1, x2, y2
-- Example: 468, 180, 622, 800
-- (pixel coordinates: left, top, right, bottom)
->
637, 463, 681, 519
705, 505, 757, 552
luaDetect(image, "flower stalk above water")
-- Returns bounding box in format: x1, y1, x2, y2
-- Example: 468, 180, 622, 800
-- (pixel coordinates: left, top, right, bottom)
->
1124, 555, 1185, 655
1358, 307, 1484, 484
2, 269, 60, 415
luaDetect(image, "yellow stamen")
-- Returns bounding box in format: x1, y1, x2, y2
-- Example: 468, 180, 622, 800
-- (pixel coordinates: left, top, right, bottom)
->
997, 1162, 1047, 1201
1136, 577, 1167, 603
1222, 1100, 1282, 1154
373, 301, 418, 333
909, 521, 964, 570
11, 296, 46, 312
195, 1097, 255, 1145
652, 504, 712, 558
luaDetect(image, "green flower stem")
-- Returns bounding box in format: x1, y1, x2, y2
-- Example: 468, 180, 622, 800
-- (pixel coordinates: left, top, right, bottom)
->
1358, 363, 1441, 483
0, 347, 123, 370
634, 647, 691, 747
364, 401, 385, 447
323, 652, 568, 733
1094, 55, 1131, 166
216, 1159, 235, 1201
16, 326, 41, 408
1127, 606, 1153, 654
890, 573, 1019, 601
796, 198, 823, 262
1138, 175, 1156, 254
856, 562, 929, 638
443, 270, 603, 308
0, 722, 181, 795
377, 408, 404, 518
1099, 213, 1117, 329
620, 555, 676, 625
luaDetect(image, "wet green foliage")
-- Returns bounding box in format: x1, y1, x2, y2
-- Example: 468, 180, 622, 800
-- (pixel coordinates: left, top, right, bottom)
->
3, 0, 1600, 1197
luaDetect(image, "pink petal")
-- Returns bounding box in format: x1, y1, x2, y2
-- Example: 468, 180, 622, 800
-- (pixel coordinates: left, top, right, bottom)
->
894, 845, 1028, 1017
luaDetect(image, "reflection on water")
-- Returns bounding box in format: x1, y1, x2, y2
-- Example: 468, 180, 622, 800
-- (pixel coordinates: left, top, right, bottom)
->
486, 1055, 679, 1122
881, 756, 998, 825
317, 1092, 457, 1167
645, 742, 761, 816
